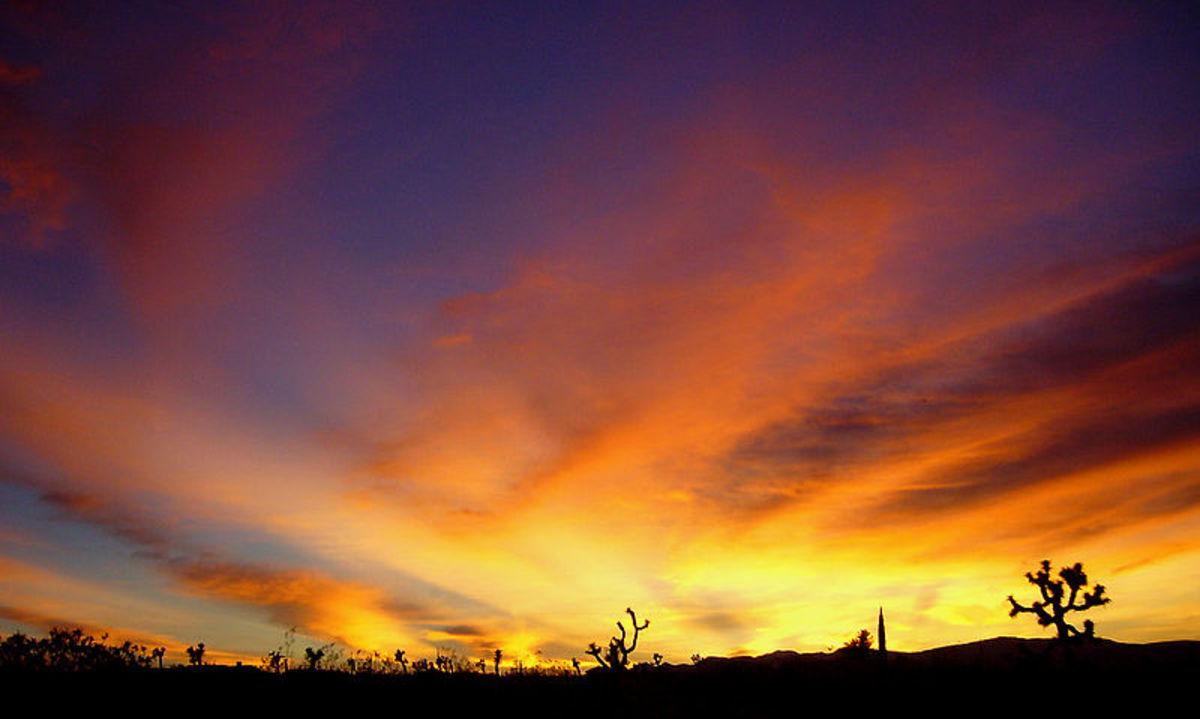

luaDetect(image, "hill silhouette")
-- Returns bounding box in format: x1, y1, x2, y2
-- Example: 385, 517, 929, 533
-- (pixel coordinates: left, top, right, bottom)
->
684, 635, 1199, 674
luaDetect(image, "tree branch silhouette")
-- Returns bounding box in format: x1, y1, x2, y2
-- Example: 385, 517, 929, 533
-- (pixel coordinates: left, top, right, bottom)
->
585, 607, 650, 671
1008, 560, 1110, 640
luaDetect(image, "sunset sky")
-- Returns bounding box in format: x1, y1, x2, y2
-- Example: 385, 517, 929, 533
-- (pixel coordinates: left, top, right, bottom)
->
1, 1, 1198, 666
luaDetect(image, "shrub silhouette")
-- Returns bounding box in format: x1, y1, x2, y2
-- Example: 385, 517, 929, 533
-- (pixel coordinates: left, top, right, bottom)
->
262, 649, 287, 673
1008, 559, 1110, 640
842, 629, 873, 656
433, 647, 471, 673
0, 628, 155, 671
411, 657, 434, 673
585, 607, 649, 671
186, 642, 206, 666
349, 649, 385, 674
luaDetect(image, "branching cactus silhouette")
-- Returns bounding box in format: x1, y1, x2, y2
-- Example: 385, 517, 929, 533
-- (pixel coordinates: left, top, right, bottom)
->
1008, 560, 1110, 640
586, 607, 650, 671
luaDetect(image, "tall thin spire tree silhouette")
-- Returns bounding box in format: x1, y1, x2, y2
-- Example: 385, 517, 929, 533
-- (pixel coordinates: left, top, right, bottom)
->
877, 607, 887, 657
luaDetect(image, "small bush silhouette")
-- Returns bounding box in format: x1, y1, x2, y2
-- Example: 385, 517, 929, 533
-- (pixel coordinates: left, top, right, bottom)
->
842, 629, 873, 656
186, 642, 206, 666
303, 645, 328, 670
1008, 559, 1110, 640
411, 657, 433, 673
433, 647, 471, 673
585, 607, 650, 671
262, 649, 286, 673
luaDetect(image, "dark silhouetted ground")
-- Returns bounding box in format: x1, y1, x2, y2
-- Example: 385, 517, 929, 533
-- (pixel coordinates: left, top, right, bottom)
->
3, 637, 1195, 716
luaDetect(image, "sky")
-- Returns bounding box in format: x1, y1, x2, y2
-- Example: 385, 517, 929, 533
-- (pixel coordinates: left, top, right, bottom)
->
1, 1, 1198, 667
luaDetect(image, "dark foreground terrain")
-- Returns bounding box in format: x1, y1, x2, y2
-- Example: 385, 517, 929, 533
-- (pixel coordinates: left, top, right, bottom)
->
4, 638, 1196, 716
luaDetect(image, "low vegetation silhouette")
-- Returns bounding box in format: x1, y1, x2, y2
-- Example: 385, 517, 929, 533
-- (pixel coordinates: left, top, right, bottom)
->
1007, 560, 1110, 640
0, 627, 162, 671
841, 628, 874, 656
185, 642, 205, 666
303, 646, 323, 670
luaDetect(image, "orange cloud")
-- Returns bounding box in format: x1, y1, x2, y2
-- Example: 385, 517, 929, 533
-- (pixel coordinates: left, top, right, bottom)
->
168, 560, 419, 651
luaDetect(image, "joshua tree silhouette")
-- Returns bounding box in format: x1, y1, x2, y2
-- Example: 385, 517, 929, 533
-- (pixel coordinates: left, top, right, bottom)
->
585, 607, 649, 671
1008, 560, 1110, 640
